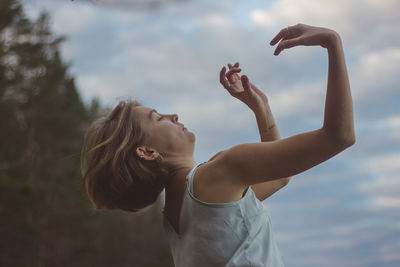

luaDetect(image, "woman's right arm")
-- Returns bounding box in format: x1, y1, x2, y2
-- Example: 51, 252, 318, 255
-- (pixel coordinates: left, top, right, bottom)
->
323, 31, 355, 143
217, 24, 355, 188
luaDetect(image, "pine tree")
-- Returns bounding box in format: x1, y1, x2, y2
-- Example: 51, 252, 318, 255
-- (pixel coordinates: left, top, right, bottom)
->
0, 1, 173, 266
0, 1, 98, 265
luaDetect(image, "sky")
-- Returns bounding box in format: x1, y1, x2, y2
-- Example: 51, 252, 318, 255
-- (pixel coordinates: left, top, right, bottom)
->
24, 0, 400, 266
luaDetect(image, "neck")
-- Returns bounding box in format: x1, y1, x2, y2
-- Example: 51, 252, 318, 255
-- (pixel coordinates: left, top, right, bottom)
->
163, 157, 197, 215
165, 157, 197, 187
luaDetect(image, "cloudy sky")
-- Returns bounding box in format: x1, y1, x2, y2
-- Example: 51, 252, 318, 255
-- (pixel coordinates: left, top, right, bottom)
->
25, 0, 400, 266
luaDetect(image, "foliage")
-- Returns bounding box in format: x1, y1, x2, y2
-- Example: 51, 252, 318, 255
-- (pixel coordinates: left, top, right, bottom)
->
0, 1, 173, 266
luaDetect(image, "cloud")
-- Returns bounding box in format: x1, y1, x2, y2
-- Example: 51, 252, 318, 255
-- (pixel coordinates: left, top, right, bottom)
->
351, 47, 400, 104
270, 79, 325, 118
200, 13, 232, 29
249, 0, 400, 126
357, 152, 400, 209
374, 197, 400, 209
51, 2, 96, 35
250, 0, 400, 51
78, 0, 187, 9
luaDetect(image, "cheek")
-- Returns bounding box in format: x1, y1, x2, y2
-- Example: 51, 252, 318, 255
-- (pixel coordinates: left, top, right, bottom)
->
157, 125, 179, 146
165, 126, 186, 146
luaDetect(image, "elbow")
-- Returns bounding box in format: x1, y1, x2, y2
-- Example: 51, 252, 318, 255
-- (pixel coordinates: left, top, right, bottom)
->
337, 132, 356, 148
282, 176, 292, 187
323, 127, 356, 149
341, 130, 356, 147
346, 134, 356, 147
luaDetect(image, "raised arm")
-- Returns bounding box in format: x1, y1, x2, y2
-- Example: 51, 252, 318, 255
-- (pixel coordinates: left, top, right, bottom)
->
220, 62, 292, 200
271, 24, 354, 143
322, 33, 355, 142
216, 24, 355, 189
252, 103, 292, 199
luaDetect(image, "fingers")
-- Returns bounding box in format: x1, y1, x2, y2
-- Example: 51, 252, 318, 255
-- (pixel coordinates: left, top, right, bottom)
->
241, 75, 251, 93
226, 67, 241, 76
219, 65, 242, 89
226, 67, 241, 83
227, 62, 241, 84
219, 66, 230, 89
273, 37, 304, 55
220, 66, 240, 88
270, 24, 304, 55
228, 62, 239, 69
270, 26, 291, 46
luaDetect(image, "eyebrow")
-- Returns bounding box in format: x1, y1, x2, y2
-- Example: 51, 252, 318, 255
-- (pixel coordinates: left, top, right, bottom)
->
148, 109, 157, 120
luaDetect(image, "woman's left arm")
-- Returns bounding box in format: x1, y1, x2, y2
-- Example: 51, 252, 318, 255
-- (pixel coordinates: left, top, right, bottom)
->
220, 62, 291, 201
252, 103, 292, 201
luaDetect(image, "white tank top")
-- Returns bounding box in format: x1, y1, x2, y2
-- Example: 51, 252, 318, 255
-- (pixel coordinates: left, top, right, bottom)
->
163, 162, 284, 267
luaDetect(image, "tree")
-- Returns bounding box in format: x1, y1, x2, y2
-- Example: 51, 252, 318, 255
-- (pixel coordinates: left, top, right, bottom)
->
0, 1, 173, 266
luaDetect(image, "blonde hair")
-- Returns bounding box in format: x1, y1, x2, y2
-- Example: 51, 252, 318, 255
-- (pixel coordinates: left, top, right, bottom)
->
80, 100, 169, 212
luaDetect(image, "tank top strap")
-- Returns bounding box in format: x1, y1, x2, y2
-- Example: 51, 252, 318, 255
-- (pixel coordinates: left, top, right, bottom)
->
186, 162, 207, 194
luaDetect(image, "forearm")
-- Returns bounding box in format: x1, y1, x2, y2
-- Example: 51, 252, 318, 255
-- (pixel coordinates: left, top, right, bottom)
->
254, 104, 291, 184
254, 104, 280, 141
322, 33, 355, 144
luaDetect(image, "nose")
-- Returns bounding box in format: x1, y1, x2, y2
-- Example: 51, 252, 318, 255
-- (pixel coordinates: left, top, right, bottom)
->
170, 113, 178, 122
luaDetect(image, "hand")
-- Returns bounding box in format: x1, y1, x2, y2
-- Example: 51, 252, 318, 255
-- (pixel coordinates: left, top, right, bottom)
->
270, 23, 339, 55
219, 62, 268, 112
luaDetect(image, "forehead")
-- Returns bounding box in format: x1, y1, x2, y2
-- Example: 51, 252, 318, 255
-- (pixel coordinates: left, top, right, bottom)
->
133, 105, 155, 120
135, 105, 152, 113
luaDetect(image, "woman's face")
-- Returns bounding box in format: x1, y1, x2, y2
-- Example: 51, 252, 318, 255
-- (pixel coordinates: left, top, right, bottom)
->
134, 105, 195, 158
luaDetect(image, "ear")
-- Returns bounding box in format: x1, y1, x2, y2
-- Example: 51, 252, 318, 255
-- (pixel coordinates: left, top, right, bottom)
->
136, 146, 160, 161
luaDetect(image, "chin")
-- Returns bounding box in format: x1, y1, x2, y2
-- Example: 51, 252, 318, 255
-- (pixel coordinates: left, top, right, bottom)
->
188, 131, 196, 142
190, 132, 196, 141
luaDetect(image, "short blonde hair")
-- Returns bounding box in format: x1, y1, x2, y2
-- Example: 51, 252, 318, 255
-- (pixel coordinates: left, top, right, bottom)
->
80, 100, 169, 212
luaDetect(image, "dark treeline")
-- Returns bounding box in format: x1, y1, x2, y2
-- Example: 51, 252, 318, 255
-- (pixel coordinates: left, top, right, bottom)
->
0, 1, 173, 266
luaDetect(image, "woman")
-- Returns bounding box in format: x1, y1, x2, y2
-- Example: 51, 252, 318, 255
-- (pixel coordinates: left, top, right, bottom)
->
81, 23, 355, 266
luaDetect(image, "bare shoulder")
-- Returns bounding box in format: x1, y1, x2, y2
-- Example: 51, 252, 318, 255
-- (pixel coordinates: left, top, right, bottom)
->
194, 150, 247, 203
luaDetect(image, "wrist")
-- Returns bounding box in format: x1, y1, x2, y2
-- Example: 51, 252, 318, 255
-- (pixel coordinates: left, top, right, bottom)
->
325, 30, 342, 50
254, 104, 275, 125
255, 106, 279, 141
252, 102, 269, 115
